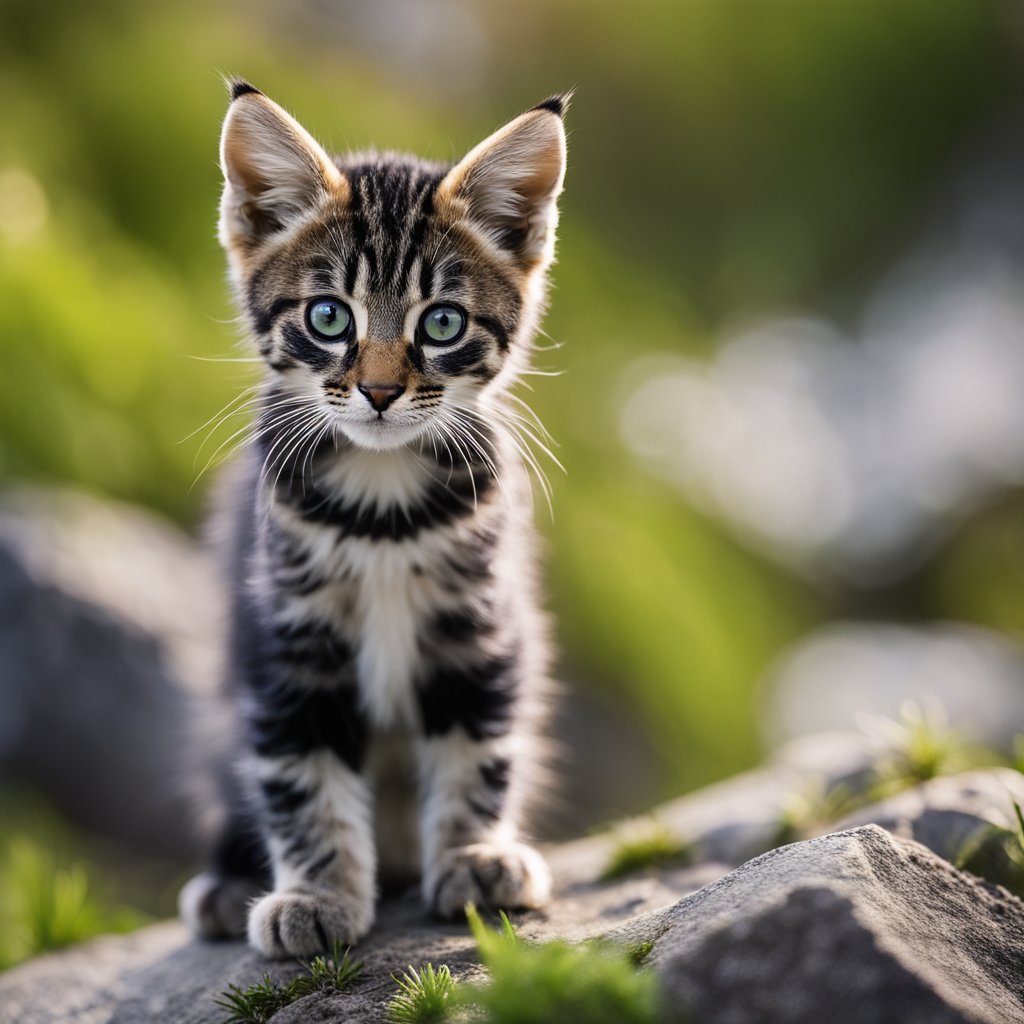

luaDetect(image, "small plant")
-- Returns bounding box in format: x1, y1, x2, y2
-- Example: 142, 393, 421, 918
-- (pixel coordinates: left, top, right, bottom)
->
772, 776, 865, 847
862, 700, 972, 794
305, 939, 363, 993
214, 940, 362, 1024
0, 837, 145, 971
388, 963, 457, 1024
600, 819, 694, 881
954, 800, 1024, 900
215, 975, 296, 1024
461, 905, 660, 1024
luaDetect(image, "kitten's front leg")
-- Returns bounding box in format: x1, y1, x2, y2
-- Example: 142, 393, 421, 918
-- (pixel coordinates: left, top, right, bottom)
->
245, 687, 376, 958
418, 731, 551, 919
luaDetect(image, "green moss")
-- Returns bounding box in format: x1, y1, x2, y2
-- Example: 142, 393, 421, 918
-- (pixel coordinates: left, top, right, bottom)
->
600, 820, 694, 881
623, 940, 655, 966
388, 963, 457, 1024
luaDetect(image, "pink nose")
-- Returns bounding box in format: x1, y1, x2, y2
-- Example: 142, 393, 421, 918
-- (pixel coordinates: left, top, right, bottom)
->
357, 382, 404, 413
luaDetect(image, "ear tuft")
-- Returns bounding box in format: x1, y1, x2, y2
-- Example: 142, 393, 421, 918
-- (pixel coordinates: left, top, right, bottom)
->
228, 78, 262, 102
531, 94, 570, 118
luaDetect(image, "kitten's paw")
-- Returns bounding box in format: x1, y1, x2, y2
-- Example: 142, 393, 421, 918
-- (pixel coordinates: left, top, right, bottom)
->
179, 872, 261, 939
247, 887, 373, 958
428, 842, 552, 920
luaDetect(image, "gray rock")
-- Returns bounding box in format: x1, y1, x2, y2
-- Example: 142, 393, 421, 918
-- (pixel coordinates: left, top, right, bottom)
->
760, 623, 1024, 751
551, 729, 881, 879
0, 860, 720, 1023
833, 768, 1024, 862
618, 825, 1024, 1024
0, 488, 226, 861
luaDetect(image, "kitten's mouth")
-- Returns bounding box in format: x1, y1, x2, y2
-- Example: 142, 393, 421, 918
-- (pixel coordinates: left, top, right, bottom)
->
334, 412, 427, 452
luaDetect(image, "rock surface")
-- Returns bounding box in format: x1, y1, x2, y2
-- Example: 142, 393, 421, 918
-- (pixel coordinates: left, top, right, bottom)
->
0, 854, 725, 1024
620, 825, 1024, 1024
0, 488, 224, 860
3, 824, 1023, 1024
833, 767, 1024, 862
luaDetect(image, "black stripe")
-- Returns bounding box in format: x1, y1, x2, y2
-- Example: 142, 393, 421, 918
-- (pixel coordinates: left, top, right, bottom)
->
247, 685, 367, 772
407, 341, 426, 374
473, 314, 511, 352
419, 259, 434, 299
282, 323, 333, 370
284, 470, 494, 542
417, 653, 520, 739
480, 757, 511, 793
432, 339, 486, 376
260, 778, 312, 817
307, 849, 337, 880
251, 297, 299, 336
432, 605, 495, 643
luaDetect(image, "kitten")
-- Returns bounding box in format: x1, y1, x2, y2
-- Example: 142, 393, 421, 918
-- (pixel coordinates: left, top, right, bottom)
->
178, 81, 567, 958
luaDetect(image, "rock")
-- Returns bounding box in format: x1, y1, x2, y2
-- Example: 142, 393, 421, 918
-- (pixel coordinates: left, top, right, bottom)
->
551, 729, 880, 880
0, 487, 226, 861
3, 826, 1022, 1023
760, 623, 1024, 752
832, 768, 1024, 863
0, 859, 723, 1024
618, 825, 1024, 1024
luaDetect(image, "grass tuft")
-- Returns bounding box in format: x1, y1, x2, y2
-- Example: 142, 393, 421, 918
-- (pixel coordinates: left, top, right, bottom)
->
214, 941, 361, 1024
462, 904, 660, 1024
0, 837, 146, 971
303, 939, 363, 993
864, 700, 973, 793
954, 799, 1024, 900
388, 963, 457, 1024
772, 776, 864, 847
600, 819, 694, 881
215, 975, 295, 1024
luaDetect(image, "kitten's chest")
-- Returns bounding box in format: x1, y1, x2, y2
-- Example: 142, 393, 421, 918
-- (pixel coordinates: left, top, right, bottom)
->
270, 453, 460, 729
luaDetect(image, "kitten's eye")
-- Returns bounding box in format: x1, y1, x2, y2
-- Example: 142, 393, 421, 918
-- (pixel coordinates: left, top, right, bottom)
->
419, 304, 466, 346
306, 298, 353, 341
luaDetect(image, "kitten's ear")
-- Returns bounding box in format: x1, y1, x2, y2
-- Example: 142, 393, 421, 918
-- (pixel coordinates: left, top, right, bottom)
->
438, 97, 568, 267
219, 80, 347, 246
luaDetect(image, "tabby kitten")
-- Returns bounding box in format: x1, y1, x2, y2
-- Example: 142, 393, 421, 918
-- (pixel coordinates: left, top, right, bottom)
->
178, 82, 567, 958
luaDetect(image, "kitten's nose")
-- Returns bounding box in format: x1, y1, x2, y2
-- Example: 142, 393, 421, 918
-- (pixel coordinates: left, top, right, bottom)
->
358, 382, 405, 413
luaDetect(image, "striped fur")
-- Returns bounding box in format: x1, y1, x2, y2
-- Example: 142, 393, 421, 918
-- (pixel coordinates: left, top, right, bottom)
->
178, 83, 567, 957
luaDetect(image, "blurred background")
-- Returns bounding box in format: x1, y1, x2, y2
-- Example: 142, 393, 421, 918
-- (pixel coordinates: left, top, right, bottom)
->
3, 0, 1024, 969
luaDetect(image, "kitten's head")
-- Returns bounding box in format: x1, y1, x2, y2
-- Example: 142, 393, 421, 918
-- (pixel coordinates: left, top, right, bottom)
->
218, 81, 567, 452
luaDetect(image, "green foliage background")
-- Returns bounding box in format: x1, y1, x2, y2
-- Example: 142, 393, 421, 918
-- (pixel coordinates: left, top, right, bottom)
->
1, 0, 1021, 801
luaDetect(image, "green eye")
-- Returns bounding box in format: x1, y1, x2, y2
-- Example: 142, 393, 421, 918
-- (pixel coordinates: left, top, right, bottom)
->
419, 304, 466, 345
306, 298, 353, 341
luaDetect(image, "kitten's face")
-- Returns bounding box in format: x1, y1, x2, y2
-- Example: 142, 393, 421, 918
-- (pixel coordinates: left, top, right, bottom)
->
219, 84, 566, 452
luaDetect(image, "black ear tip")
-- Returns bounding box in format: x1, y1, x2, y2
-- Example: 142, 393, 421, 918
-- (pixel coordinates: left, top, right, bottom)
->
228, 78, 262, 102
532, 94, 570, 118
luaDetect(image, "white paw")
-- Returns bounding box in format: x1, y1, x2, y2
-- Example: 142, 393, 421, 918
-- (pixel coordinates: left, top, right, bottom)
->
247, 886, 374, 958
427, 842, 552, 920
179, 872, 261, 939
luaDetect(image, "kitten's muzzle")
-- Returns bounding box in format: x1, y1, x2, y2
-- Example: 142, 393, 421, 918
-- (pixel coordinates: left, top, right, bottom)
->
358, 382, 405, 413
